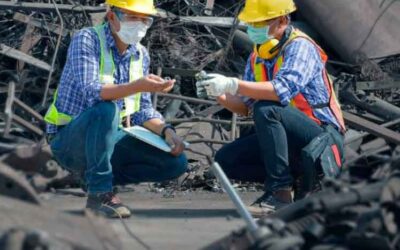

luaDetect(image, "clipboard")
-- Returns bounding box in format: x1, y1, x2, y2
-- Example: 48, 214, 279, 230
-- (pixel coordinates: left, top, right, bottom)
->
122, 126, 189, 152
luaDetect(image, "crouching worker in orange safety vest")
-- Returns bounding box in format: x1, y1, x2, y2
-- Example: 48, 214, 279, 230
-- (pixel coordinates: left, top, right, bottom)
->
196, 0, 345, 217
44, 0, 188, 218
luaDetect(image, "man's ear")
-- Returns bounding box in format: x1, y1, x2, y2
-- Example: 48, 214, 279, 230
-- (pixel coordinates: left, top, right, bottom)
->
277, 16, 285, 25
283, 16, 290, 25
106, 10, 114, 22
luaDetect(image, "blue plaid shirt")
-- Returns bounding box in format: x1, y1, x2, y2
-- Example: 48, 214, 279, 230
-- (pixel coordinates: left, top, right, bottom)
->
46, 23, 162, 134
242, 37, 340, 130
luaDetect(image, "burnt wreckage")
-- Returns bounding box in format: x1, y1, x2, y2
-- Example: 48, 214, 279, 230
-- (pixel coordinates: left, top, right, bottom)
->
0, 0, 399, 249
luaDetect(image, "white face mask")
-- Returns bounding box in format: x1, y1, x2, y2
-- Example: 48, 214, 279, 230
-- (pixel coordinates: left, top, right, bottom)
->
117, 21, 149, 45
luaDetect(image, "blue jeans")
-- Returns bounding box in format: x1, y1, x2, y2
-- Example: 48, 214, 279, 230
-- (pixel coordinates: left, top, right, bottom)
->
215, 101, 324, 193
50, 102, 188, 194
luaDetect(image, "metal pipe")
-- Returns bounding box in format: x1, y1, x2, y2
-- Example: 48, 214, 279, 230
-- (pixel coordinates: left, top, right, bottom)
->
345, 117, 400, 145
14, 98, 44, 122
230, 113, 237, 140
186, 139, 230, 144
12, 115, 44, 136
211, 162, 264, 236
166, 117, 254, 126
0, 1, 106, 13
41, 0, 64, 108
157, 93, 217, 105
3, 81, 15, 137
216, 4, 241, 70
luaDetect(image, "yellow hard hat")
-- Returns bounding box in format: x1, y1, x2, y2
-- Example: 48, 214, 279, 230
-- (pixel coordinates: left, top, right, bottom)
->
106, 0, 157, 16
239, 0, 296, 23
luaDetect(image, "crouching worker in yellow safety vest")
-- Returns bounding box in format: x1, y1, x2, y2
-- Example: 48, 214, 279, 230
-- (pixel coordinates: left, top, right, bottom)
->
196, 0, 345, 217
44, 0, 187, 218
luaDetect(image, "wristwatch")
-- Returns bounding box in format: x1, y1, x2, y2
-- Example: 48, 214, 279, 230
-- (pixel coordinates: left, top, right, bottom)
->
161, 124, 176, 139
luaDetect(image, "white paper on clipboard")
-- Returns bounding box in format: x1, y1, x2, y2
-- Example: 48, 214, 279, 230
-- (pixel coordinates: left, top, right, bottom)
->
122, 126, 189, 152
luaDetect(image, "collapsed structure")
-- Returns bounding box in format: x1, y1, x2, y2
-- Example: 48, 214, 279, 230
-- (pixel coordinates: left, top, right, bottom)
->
0, 0, 399, 249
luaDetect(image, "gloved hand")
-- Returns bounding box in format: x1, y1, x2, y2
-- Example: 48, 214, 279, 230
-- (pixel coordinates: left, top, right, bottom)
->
196, 73, 239, 98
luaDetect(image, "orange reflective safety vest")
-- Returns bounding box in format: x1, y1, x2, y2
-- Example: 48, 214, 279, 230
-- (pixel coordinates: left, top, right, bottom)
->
250, 29, 346, 133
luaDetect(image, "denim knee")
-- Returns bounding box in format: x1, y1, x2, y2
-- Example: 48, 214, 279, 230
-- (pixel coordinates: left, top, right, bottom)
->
157, 153, 188, 181
253, 101, 282, 125
92, 102, 119, 126
167, 153, 188, 179
215, 147, 231, 168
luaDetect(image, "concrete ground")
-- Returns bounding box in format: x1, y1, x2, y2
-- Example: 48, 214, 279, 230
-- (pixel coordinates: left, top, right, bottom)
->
42, 184, 263, 250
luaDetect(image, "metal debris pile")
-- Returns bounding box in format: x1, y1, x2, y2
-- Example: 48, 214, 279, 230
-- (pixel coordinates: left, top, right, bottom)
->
0, 0, 399, 249
205, 158, 400, 250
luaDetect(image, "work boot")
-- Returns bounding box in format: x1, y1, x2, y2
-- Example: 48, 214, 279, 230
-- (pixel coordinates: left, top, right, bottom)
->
86, 192, 131, 218
293, 174, 323, 201
247, 189, 293, 218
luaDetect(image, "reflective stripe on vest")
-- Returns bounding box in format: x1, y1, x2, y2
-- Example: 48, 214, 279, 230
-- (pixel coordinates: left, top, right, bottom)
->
44, 24, 143, 126
93, 24, 143, 119
250, 29, 346, 133
44, 88, 72, 125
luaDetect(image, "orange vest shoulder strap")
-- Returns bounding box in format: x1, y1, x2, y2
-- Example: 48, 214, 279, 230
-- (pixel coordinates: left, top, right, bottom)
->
251, 52, 268, 82
273, 29, 346, 132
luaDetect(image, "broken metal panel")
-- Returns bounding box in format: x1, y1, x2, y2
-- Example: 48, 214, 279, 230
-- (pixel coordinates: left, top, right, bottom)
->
295, 0, 400, 62
0, 44, 51, 71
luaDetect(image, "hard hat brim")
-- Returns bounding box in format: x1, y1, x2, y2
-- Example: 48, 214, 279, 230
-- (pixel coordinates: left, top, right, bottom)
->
124, 6, 158, 16
239, 9, 296, 23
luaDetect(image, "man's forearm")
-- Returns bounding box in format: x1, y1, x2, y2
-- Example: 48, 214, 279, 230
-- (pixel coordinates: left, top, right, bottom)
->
100, 81, 142, 101
217, 94, 249, 116
143, 118, 166, 135
237, 80, 280, 102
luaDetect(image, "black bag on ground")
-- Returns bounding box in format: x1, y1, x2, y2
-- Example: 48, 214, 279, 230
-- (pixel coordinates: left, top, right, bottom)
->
300, 125, 344, 195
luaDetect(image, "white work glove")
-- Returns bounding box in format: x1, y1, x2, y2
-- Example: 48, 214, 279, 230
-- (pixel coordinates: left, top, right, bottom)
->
196, 73, 239, 98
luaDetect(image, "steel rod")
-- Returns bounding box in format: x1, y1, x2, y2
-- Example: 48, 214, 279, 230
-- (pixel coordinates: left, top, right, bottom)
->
41, 0, 64, 107
211, 162, 264, 235
14, 98, 44, 122
167, 117, 254, 126
157, 93, 217, 105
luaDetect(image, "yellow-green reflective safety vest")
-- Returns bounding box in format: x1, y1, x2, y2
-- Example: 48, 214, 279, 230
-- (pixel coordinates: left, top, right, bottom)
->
44, 24, 143, 126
